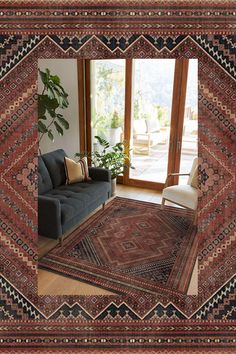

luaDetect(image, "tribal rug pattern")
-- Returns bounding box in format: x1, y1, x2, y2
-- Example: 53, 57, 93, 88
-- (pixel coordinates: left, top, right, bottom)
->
0, 1, 235, 35
0, 1, 235, 351
39, 198, 197, 295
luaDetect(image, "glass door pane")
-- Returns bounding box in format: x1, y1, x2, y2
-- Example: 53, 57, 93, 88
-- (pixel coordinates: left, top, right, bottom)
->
179, 59, 198, 184
130, 59, 175, 183
90, 59, 125, 153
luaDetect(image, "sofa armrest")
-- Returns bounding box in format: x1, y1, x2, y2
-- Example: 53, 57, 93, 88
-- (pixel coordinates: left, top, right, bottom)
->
38, 195, 62, 239
88, 167, 111, 182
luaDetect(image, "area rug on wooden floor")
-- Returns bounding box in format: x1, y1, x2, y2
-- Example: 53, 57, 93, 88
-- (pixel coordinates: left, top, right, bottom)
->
39, 197, 198, 295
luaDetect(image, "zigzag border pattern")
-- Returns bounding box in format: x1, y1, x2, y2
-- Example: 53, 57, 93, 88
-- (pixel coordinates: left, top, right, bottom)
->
50, 34, 187, 53
194, 35, 236, 79
0, 274, 43, 319
193, 275, 236, 320
47, 301, 188, 321
2, 272, 235, 321
0, 35, 41, 79
1, 35, 235, 81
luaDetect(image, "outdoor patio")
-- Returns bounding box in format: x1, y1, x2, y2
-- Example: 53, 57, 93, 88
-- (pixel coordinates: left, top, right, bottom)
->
130, 137, 197, 183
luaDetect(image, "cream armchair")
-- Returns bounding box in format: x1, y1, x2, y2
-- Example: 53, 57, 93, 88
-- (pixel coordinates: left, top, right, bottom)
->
161, 157, 198, 224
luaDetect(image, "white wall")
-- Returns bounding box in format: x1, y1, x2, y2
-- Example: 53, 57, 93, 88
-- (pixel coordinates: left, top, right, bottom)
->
38, 59, 80, 158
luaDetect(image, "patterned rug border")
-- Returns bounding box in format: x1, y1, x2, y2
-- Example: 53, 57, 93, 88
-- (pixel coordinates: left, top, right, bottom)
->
0, 27, 235, 349
1, 35, 235, 318
0, 319, 235, 351
0, 1, 235, 35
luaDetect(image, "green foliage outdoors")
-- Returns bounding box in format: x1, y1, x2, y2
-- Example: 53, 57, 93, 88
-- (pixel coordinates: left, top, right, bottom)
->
110, 111, 122, 129
154, 104, 169, 127
38, 68, 69, 143
76, 136, 134, 179
91, 63, 124, 135
133, 92, 169, 126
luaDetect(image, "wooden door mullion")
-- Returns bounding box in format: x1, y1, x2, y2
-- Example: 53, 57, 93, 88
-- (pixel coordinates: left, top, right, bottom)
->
77, 59, 86, 153
123, 59, 133, 185
167, 59, 189, 185
85, 60, 92, 162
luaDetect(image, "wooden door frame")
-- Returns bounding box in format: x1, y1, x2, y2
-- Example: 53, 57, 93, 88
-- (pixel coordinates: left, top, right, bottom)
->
79, 58, 190, 190
77, 59, 86, 153
122, 59, 132, 185
167, 59, 189, 185
85, 60, 92, 160
123, 58, 189, 191
121, 59, 165, 191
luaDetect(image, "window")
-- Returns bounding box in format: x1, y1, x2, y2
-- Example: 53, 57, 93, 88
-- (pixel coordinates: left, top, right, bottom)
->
130, 59, 175, 183
90, 60, 125, 152
85, 58, 198, 190
179, 59, 198, 183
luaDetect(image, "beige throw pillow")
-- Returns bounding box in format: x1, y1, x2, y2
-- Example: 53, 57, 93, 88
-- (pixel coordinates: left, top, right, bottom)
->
64, 157, 90, 184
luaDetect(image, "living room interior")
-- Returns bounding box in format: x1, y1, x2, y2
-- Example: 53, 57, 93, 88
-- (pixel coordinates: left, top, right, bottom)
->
38, 57, 198, 297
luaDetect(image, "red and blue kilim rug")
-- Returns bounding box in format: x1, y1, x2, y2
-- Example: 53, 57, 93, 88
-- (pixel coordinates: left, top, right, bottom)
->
39, 197, 198, 295
0, 1, 235, 353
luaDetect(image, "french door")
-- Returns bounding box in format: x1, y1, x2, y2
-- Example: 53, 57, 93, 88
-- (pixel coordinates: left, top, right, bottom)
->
79, 58, 197, 191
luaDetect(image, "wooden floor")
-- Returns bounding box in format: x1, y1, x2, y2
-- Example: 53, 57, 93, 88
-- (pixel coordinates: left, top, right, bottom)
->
38, 184, 198, 296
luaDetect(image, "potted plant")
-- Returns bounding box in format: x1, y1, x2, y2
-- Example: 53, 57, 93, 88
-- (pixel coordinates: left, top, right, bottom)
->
105, 110, 123, 146
38, 68, 69, 148
91, 113, 106, 151
76, 136, 134, 196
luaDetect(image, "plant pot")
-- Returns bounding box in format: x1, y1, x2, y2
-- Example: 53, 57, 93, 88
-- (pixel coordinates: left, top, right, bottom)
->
105, 128, 122, 146
111, 177, 117, 197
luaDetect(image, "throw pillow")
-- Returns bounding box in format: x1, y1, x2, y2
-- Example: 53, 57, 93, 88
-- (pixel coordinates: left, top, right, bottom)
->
64, 157, 91, 184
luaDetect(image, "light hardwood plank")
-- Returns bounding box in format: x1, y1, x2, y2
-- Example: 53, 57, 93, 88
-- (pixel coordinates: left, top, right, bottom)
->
38, 269, 114, 295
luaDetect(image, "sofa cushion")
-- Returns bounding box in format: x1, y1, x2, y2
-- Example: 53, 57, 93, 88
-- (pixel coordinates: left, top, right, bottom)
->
38, 156, 53, 194
44, 190, 86, 225
42, 149, 67, 188
59, 181, 110, 205
44, 180, 110, 225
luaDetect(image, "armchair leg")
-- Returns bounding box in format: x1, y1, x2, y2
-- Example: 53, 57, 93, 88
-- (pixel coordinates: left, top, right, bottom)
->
102, 202, 105, 210
161, 198, 165, 210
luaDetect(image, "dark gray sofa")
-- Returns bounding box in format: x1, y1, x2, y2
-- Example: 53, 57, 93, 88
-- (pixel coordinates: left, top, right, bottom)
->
38, 149, 111, 239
